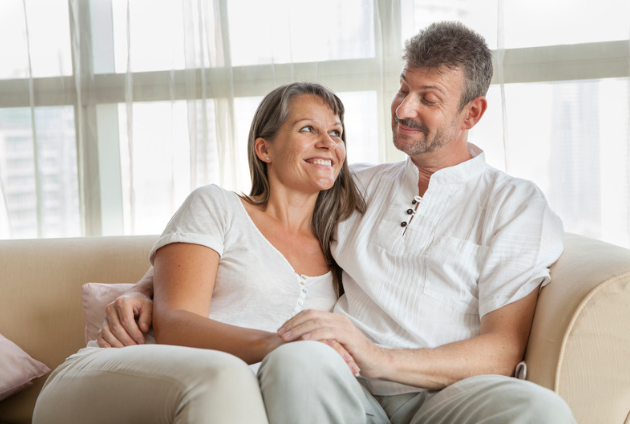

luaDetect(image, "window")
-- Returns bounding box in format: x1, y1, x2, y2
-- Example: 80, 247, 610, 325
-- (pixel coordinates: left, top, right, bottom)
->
0, 0, 628, 247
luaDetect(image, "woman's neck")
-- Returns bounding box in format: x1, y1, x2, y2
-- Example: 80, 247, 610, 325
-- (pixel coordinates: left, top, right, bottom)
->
250, 187, 319, 236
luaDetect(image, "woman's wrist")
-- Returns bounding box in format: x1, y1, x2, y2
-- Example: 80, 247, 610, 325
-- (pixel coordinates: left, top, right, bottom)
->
261, 332, 285, 358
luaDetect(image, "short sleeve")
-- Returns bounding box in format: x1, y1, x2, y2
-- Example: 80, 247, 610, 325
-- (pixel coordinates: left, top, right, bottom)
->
149, 184, 230, 264
478, 182, 564, 318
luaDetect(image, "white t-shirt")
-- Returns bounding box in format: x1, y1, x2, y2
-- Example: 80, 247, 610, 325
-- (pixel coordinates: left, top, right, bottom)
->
333, 144, 564, 395
148, 184, 338, 369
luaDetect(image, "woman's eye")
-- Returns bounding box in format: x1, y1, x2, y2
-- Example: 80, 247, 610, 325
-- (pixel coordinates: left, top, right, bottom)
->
330, 129, 341, 137
300, 126, 313, 132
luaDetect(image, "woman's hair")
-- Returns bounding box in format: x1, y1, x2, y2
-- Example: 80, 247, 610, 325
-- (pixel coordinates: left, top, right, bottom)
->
245, 82, 366, 296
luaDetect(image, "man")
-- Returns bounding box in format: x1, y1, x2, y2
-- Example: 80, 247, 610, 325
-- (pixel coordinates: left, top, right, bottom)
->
101, 22, 575, 424
256, 22, 574, 423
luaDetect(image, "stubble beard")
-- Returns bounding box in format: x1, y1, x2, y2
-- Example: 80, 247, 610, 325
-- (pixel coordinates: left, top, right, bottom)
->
392, 124, 447, 156
391, 115, 458, 156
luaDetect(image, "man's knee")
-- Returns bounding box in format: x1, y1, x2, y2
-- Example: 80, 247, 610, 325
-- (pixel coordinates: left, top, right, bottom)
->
259, 341, 371, 424
260, 340, 346, 378
510, 380, 575, 423
432, 375, 576, 424
468, 376, 576, 424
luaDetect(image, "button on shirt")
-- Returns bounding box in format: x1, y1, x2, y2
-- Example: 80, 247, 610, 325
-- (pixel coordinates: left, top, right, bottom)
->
333, 144, 564, 395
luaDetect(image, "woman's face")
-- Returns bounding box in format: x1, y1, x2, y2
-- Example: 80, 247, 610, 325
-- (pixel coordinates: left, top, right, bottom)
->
260, 94, 346, 194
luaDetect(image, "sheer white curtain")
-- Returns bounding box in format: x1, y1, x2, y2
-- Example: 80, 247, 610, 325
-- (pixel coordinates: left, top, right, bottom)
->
0, 0, 629, 247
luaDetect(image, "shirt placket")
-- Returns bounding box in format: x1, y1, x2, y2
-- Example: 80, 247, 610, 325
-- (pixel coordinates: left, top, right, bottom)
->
289, 274, 309, 318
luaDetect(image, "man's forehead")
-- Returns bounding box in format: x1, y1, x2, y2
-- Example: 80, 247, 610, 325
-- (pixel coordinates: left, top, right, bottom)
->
400, 64, 464, 89
401, 63, 462, 77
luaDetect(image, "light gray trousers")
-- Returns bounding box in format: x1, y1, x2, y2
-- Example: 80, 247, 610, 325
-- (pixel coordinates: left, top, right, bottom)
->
33, 344, 269, 424
258, 341, 577, 424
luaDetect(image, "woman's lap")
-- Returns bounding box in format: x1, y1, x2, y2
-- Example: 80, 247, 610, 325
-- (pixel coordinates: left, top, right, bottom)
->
33, 344, 269, 424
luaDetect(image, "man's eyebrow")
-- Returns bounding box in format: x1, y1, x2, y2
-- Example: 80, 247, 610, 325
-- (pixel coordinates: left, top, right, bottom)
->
399, 74, 445, 94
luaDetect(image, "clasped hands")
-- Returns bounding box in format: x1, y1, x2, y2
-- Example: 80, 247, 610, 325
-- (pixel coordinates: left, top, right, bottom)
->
278, 309, 386, 379
96, 291, 383, 378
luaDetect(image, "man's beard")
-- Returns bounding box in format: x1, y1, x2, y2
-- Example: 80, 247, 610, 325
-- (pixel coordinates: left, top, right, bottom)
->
392, 114, 449, 155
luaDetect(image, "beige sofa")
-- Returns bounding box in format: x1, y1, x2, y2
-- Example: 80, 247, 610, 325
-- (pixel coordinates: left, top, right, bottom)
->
0, 233, 629, 424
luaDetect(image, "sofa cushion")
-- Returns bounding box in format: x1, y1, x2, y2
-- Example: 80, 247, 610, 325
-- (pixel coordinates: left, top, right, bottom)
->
0, 333, 50, 401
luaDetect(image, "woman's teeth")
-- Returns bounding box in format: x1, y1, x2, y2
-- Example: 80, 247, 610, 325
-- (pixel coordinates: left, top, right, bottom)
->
311, 159, 331, 166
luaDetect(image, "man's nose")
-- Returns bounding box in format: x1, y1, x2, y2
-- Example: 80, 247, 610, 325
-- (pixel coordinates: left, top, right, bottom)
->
395, 95, 419, 120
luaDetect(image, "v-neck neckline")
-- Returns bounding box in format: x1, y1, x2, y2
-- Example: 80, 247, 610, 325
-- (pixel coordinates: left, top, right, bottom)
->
231, 192, 331, 281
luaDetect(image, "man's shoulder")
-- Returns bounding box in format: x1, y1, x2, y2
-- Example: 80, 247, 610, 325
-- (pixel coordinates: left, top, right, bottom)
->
481, 166, 546, 201
350, 160, 404, 174
349, 161, 406, 186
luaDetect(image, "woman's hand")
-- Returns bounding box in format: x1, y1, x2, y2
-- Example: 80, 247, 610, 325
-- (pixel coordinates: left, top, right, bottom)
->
96, 291, 154, 348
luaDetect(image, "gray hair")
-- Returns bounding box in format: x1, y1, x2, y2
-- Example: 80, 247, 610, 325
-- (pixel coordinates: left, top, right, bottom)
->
404, 21, 493, 110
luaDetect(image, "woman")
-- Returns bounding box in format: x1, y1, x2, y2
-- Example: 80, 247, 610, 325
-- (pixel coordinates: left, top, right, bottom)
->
33, 82, 365, 424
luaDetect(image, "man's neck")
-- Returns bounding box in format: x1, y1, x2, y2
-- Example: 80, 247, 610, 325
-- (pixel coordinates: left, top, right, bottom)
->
410, 141, 474, 197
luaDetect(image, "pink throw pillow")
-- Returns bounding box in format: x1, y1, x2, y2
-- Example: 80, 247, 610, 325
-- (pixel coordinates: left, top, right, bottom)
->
0, 333, 51, 401
81, 282, 135, 343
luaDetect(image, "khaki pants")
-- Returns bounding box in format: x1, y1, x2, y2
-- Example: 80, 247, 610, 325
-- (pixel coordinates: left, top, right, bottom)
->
259, 341, 577, 424
33, 344, 268, 424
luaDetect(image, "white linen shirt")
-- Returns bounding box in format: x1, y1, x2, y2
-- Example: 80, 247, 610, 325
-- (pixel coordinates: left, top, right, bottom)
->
333, 144, 564, 395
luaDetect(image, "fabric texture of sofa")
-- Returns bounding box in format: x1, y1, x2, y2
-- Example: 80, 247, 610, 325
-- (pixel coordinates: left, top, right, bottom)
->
0, 233, 629, 424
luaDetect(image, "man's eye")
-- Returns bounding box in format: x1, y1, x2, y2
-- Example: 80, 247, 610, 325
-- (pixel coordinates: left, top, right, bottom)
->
422, 98, 436, 105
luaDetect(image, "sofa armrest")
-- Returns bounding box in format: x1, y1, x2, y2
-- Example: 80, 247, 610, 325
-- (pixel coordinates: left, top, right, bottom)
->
525, 233, 630, 424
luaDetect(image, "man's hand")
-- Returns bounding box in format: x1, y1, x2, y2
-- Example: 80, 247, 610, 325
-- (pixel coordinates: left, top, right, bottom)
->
278, 310, 384, 378
322, 339, 361, 376
96, 291, 154, 348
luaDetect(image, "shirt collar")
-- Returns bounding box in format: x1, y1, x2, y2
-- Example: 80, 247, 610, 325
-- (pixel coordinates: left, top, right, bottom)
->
404, 143, 487, 189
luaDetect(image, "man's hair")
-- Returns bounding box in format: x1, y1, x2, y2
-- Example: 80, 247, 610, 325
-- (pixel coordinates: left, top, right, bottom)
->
404, 21, 493, 110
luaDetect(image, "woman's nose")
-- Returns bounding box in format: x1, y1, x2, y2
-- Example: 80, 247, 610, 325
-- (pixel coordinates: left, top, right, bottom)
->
317, 133, 335, 149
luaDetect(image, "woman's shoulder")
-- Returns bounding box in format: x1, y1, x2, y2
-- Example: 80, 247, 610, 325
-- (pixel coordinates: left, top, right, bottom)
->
186, 184, 237, 205
190, 183, 230, 197
176, 184, 243, 220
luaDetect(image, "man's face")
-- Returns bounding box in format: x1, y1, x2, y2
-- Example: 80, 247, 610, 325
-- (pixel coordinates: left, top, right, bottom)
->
391, 64, 467, 157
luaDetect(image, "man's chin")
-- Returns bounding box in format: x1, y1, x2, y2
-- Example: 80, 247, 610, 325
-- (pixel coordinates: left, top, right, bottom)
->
393, 134, 429, 156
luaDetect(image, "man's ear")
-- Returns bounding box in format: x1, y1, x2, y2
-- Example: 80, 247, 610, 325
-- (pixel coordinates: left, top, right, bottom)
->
461, 96, 487, 130
254, 137, 271, 163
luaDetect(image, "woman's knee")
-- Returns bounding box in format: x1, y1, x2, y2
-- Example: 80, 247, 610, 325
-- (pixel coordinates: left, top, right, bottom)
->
191, 349, 257, 389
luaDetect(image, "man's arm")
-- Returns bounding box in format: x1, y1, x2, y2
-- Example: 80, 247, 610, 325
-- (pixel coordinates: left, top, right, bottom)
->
96, 266, 155, 347
278, 285, 539, 390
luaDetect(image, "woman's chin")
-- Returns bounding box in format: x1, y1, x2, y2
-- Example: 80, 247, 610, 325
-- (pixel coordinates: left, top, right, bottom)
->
315, 179, 336, 192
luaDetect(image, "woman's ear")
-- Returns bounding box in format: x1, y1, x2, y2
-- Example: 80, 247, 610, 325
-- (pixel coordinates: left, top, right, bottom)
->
254, 137, 271, 163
